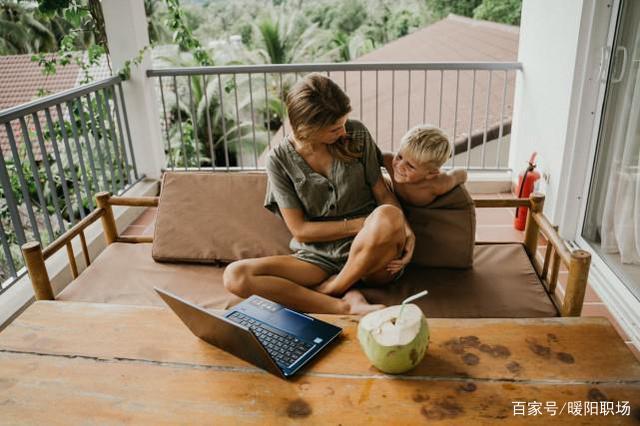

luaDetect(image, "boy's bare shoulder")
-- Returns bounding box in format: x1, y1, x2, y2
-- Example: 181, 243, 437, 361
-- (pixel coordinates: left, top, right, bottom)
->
394, 180, 438, 207
395, 172, 464, 207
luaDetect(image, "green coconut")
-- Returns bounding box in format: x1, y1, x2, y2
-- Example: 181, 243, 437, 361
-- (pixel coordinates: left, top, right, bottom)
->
357, 304, 429, 374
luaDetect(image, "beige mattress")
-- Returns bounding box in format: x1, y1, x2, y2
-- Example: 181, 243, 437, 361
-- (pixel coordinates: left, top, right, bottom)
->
58, 242, 558, 318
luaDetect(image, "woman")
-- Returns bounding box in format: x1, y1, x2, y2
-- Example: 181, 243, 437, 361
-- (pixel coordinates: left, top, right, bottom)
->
223, 73, 415, 315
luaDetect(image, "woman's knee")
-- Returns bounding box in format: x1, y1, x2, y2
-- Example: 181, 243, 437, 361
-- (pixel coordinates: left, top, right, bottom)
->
366, 205, 405, 240
223, 260, 255, 298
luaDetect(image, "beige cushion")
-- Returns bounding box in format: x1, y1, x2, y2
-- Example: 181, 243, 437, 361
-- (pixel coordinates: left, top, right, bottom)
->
59, 242, 557, 318
152, 172, 292, 263
404, 184, 476, 269
360, 243, 558, 318
58, 243, 242, 310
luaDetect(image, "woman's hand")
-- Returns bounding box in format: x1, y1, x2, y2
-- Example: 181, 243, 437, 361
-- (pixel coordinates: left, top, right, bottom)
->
386, 222, 415, 274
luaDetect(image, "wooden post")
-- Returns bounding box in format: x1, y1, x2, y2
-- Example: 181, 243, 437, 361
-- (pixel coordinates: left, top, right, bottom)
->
541, 243, 552, 279
66, 242, 79, 279
79, 231, 91, 267
21, 242, 54, 301
562, 249, 591, 316
96, 192, 117, 244
523, 193, 545, 260
548, 254, 560, 296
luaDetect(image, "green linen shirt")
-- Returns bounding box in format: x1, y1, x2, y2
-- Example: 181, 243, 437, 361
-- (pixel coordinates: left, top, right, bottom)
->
264, 119, 383, 272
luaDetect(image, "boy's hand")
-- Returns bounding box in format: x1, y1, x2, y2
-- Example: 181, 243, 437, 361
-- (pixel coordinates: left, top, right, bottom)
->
386, 222, 415, 274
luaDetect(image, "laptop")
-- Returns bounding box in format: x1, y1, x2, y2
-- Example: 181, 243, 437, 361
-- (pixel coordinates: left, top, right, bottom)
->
154, 288, 342, 378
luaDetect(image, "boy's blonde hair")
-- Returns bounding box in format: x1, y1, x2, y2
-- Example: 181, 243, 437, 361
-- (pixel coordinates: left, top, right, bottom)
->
400, 124, 451, 168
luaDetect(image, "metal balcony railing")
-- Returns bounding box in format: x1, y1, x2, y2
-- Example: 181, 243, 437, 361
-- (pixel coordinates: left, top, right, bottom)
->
0, 76, 141, 293
147, 62, 521, 171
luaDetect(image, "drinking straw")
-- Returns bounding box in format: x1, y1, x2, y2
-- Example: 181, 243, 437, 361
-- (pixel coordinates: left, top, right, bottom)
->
397, 290, 429, 324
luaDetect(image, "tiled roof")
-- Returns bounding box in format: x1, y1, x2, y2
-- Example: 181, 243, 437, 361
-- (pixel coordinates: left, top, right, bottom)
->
352, 14, 518, 152
0, 52, 111, 158
0, 53, 81, 111
262, 14, 519, 164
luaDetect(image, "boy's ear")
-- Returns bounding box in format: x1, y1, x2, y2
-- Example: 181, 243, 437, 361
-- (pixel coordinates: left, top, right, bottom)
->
422, 162, 440, 175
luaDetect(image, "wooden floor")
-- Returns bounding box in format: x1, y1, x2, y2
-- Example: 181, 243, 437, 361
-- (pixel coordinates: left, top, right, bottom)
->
123, 192, 640, 362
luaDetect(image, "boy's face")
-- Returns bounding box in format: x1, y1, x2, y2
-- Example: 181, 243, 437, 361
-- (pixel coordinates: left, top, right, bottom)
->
392, 149, 439, 183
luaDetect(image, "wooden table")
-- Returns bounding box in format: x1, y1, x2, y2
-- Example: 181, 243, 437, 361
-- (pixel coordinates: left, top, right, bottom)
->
0, 301, 639, 424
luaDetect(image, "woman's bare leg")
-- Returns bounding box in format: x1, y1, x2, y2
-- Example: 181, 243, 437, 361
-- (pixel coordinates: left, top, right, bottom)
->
223, 255, 384, 314
318, 204, 406, 295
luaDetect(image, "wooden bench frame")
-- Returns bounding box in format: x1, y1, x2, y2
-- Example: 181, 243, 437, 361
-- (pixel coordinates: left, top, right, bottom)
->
21, 191, 591, 316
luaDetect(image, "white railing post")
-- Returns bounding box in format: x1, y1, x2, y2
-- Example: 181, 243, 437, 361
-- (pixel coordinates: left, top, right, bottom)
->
101, 0, 165, 179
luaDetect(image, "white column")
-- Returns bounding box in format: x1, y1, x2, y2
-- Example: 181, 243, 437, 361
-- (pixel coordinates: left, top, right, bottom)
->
101, 0, 165, 179
509, 0, 585, 223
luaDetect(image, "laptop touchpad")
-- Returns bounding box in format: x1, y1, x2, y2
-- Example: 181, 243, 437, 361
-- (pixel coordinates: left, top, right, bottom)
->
271, 308, 313, 335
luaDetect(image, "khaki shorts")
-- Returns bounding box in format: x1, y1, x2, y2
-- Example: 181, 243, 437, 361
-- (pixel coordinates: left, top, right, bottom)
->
293, 250, 405, 281
293, 250, 348, 275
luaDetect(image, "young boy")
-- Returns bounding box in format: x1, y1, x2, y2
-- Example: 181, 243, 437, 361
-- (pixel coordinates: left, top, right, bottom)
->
383, 124, 468, 206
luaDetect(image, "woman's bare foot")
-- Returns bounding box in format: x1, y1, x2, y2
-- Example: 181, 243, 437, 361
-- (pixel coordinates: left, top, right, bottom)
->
342, 289, 385, 315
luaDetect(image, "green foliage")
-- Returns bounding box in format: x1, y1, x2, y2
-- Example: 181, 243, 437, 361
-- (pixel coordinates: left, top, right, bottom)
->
145, 0, 171, 44
252, 9, 331, 64
0, 1, 58, 54
473, 0, 521, 25
425, 0, 520, 24
165, 0, 213, 66
157, 53, 270, 167
331, 32, 374, 62
37, 0, 72, 14
22, 0, 114, 94
118, 45, 150, 81
333, 1, 367, 34
425, 0, 483, 19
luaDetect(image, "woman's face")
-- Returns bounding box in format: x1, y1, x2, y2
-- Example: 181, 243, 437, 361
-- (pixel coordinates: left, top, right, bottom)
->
308, 115, 349, 145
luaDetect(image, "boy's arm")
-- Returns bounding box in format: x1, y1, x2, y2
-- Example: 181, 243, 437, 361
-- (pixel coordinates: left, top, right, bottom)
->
406, 169, 468, 207
435, 169, 468, 194
382, 152, 395, 179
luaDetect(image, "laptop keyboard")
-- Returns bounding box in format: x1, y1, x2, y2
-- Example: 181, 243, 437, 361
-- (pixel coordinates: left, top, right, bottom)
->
227, 311, 313, 369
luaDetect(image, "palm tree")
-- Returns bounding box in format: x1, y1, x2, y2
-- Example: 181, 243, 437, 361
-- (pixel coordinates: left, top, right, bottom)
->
330, 32, 374, 62
155, 51, 271, 168
144, 0, 170, 44
252, 9, 332, 64
0, 1, 56, 54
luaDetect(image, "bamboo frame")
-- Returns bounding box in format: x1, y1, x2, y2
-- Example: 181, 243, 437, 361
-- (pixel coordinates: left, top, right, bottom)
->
79, 231, 91, 268
109, 196, 159, 207
65, 242, 78, 279
21, 191, 591, 316
524, 193, 545, 260
95, 192, 117, 245
116, 236, 154, 244
22, 242, 53, 301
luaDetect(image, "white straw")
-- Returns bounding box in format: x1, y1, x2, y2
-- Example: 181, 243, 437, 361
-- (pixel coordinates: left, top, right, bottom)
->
401, 290, 429, 305
397, 290, 429, 323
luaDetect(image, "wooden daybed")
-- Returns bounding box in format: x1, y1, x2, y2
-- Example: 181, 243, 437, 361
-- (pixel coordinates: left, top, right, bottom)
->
21, 172, 591, 318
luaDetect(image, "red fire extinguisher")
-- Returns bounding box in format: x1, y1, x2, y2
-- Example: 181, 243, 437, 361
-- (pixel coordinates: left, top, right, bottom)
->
514, 152, 540, 231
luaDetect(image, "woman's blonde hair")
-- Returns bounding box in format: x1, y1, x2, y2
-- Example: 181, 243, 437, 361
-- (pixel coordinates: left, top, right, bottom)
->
285, 73, 361, 162
400, 124, 452, 168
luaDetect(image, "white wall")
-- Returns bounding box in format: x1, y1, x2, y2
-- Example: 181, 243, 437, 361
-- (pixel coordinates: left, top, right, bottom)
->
509, 0, 587, 226
102, 0, 165, 179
